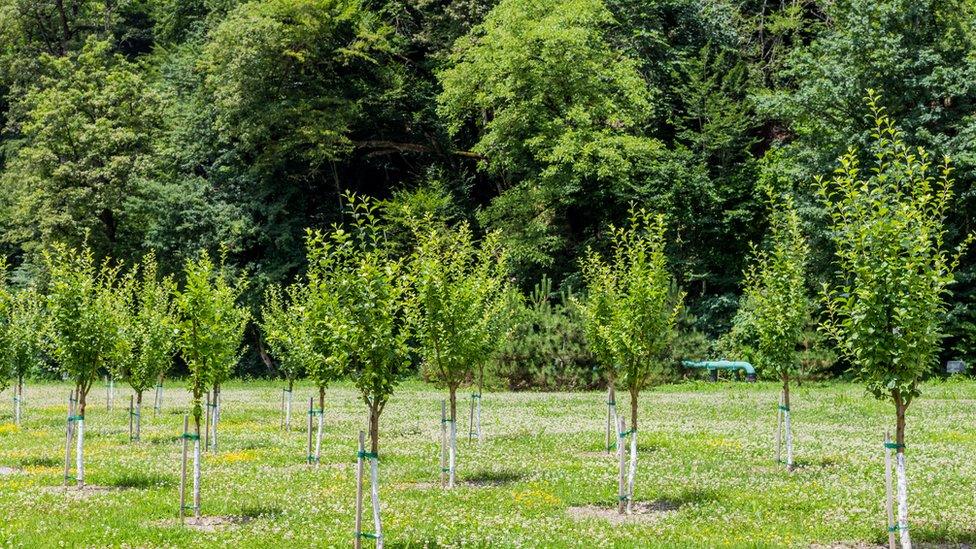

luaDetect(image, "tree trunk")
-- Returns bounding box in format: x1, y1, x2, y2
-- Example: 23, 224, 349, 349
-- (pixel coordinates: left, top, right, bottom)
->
76, 383, 87, 487
629, 386, 638, 432
135, 390, 142, 441
606, 382, 617, 453
368, 402, 380, 455
895, 395, 911, 548
783, 373, 793, 471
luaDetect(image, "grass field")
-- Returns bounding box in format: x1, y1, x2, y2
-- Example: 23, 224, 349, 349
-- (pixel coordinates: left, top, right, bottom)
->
1, 379, 975, 547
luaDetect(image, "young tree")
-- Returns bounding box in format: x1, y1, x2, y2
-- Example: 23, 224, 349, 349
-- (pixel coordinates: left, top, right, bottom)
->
116, 253, 177, 441
409, 222, 508, 485
7, 287, 46, 426
577, 257, 619, 451
174, 251, 249, 517
580, 208, 684, 512
260, 283, 319, 434
306, 194, 410, 455
44, 245, 130, 487
820, 93, 970, 547
743, 191, 809, 470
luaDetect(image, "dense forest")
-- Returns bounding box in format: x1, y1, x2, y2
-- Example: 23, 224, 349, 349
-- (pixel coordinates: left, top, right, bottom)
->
1, 0, 975, 383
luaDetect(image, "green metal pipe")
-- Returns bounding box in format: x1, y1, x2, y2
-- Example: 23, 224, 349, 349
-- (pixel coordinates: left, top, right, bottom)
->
682, 360, 756, 382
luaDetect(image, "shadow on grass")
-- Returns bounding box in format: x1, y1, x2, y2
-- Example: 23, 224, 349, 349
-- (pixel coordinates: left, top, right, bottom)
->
239, 439, 273, 450
146, 435, 182, 445
106, 471, 174, 489
462, 469, 525, 486
895, 526, 976, 545
669, 487, 721, 507
239, 504, 282, 519
18, 456, 60, 468
792, 455, 846, 469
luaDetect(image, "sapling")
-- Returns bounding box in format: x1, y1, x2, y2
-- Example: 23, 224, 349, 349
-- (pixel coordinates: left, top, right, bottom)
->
44, 244, 130, 487
580, 208, 684, 513
576, 259, 618, 452
7, 287, 46, 426
819, 91, 970, 548
116, 253, 177, 441
308, 194, 408, 548
306, 193, 411, 455
0, 262, 12, 415
174, 250, 249, 517
260, 283, 313, 433
409, 222, 508, 485
743, 191, 809, 470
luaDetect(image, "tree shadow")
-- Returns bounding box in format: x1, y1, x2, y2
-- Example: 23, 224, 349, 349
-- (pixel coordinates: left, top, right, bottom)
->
106, 471, 174, 489
462, 469, 525, 486
18, 456, 60, 468
239, 504, 282, 519
791, 455, 846, 470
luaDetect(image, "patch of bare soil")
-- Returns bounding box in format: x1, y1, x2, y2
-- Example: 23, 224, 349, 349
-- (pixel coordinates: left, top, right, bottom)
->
157, 516, 253, 532
567, 500, 679, 524
0, 466, 22, 475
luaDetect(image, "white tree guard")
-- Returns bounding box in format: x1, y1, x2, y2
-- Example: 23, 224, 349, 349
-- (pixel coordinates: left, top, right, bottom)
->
896, 452, 911, 548
449, 419, 457, 489
192, 438, 202, 518
314, 411, 324, 465
370, 457, 384, 549
75, 419, 85, 486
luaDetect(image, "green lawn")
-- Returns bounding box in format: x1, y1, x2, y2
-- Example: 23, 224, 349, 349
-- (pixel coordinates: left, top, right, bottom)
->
1, 379, 975, 547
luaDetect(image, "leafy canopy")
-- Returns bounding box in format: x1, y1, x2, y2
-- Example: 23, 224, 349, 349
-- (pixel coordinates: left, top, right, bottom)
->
438, 0, 661, 273
43, 244, 130, 399
174, 250, 249, 418
2, 37, 163, 262
820, 92, 971, 406
117, 253, 177, 395
743, 191, 809, 378
304, 194, 411, 411
580, 208, 684, 392
261, 282, 316, 384
409, 221, 509, 392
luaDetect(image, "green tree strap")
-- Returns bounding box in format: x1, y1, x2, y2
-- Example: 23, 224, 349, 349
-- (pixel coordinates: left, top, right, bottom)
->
441, 467, 450, 472
778, 405, 790, 411
68, 415, 84, 421
888, 524, 908, 532
130, 410, 140, 417
884, 442, 905, 449
618, 495, 629, 501
441, 418, 454, 424
181, 433, 200, 440
207, 403, 217, 408
618, 428, 636, 438
357, 532, 380, 540
156, 384, 163, 388
308, 409, 324, 416
471, 393, 481, 399
357, 450, 378, 460
307, 455, 319, 462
